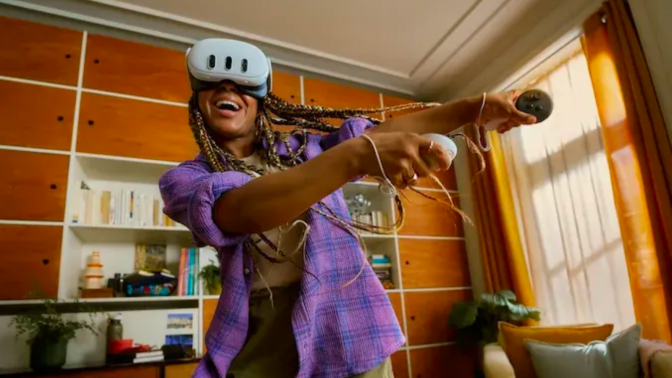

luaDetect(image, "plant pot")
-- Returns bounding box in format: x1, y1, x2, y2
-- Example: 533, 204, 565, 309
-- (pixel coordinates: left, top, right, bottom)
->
30, 337, 67, 372
207, 282, 222, 295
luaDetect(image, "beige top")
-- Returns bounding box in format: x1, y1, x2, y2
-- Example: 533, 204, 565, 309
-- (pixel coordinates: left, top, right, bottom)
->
240, 152, 306, 290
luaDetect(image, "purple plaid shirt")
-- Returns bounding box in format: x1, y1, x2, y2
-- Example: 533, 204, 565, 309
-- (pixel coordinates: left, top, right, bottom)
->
159, 118, 405, 378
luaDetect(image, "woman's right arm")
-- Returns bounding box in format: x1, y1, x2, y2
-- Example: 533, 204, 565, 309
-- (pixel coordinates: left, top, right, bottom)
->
160, 130, 439, 244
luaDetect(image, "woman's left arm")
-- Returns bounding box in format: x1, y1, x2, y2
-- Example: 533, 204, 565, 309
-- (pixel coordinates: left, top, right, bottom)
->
373, 92, 537, 136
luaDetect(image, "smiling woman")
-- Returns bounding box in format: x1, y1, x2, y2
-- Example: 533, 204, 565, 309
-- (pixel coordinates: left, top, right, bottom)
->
159, 38, 536, 378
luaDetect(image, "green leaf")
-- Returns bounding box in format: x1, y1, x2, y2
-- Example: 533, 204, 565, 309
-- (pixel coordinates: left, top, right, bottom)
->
527, 307, 542, 321
449, 301, 479, 329
498, 290, 517, 302
506, 302, 530, 322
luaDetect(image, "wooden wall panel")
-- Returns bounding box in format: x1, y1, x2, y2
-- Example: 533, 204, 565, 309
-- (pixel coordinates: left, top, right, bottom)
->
390, 351, 409, 378
84, 34, 190, 103
417, 169, 458, 191
0, 81, 75, 151
303, 78, 382, 125
39, 365, 159, 378
272, 71, 301, 105
404, 290, 471, 346
0, 16, 82, 86
77, 93, 198, 162
410, 345, 476, 378
399, 239, 470, 289
382, 95, 421, 119
165, 362, 198, 378
271, 71, 302, 133
399, 191, 464, 237
388, 292, 404, 329
0, 225, 62, 300
202, 298, 218, 352
0, 150, 69, 221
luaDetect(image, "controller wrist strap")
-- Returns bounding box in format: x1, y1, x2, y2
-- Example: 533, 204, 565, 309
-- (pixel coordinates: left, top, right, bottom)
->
475, 92, 492, 152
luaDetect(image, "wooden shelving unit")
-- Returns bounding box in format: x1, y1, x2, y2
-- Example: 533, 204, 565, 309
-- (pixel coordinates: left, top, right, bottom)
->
0, 15, 473, 376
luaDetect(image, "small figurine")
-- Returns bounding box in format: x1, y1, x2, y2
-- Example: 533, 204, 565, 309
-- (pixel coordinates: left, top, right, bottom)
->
84, 251, 104, 289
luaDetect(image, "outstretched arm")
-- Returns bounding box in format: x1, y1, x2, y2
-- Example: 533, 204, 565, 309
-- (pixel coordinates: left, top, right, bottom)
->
374, 92, 536, 136
160, 127, 435, 245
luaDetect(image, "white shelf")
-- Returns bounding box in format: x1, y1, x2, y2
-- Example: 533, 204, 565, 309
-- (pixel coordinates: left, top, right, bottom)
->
359, 233, 395, 239
69, 223, 193, 244
79, 295, 197, 303
75, 153, 178, 184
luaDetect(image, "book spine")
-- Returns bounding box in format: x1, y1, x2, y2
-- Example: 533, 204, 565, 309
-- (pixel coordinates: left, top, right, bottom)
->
153, 198, 159, 227
195, 249, 200, 296
187, 249, 194, 296
177, 248, 185, 296
185, 249, 192, 296
101, 191, 111, 225
109, 192, 116, 225
85, 189, 94, 224
120, 189, 126, 225
72, 180, 82, 224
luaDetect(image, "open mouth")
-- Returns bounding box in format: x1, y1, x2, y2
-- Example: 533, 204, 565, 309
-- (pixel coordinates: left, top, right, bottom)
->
214, 100, 241, 112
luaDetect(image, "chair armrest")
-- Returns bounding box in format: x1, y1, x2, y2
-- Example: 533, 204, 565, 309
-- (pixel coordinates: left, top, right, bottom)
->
651, 352, 672, 378
483, 343, 516, 378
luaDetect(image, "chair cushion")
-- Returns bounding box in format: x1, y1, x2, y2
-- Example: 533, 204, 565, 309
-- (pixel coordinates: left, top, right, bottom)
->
499, 322, 614, 378
525, 323, 641, 378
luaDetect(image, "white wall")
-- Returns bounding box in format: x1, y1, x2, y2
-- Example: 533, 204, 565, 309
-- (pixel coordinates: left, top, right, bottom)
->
628, 0, 672, 148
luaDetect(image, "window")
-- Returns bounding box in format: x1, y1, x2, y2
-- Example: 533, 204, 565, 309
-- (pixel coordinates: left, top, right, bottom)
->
501, 40, 635, 331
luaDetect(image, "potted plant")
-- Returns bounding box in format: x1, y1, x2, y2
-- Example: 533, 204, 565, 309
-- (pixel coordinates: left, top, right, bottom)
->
199, 259, 221, 295
11, 297, 100, 372
448, 290, 541, 377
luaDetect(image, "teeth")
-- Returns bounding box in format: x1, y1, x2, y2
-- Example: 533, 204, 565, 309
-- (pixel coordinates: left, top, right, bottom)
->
215, 100, 240, 111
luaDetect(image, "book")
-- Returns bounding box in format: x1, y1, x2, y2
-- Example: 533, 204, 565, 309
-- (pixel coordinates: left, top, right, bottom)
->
136, 350, 163, 358
133, 355, 164, 363
70, 181, 177, 228
177, 248, 186, 296
194, 249, 199, 296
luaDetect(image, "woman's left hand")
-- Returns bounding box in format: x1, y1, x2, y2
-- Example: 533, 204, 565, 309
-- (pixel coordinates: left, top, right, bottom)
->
479, 91, 538, 133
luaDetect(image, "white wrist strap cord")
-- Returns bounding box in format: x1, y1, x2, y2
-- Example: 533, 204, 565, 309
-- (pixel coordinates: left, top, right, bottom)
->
360, 134, 396, 198
475, 92, 492, 152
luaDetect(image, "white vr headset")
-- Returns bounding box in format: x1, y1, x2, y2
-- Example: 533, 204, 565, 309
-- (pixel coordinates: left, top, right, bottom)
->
186, 38, 273, 99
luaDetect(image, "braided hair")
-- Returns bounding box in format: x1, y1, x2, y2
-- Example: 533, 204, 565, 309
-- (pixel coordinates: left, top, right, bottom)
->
187, 89, 474, 289
188, 91, 440, 174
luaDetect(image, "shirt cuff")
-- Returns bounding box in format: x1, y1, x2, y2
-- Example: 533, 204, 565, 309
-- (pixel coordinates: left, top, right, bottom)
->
188, 171, 253, 248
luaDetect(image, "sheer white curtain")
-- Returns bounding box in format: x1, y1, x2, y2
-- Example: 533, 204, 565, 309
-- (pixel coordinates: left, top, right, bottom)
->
501, 48, 636, 331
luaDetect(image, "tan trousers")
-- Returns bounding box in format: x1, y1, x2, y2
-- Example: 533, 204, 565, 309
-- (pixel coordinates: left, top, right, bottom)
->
227, 286, 394, 378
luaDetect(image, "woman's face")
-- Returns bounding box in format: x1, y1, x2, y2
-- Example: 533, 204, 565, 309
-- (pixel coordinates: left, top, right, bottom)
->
197, 81, 258, 139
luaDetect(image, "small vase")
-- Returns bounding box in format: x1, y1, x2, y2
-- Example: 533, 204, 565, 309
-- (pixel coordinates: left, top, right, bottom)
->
30, 337, 68, 372
207, 282, 222, 295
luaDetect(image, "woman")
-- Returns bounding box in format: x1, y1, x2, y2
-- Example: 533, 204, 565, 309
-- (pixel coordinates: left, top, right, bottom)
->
160, 39, 535, 378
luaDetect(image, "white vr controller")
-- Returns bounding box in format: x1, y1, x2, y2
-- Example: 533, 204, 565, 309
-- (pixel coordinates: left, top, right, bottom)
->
421, 133, 458, 169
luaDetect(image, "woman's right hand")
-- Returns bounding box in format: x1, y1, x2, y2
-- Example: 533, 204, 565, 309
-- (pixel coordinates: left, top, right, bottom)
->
351, 131, 450, 188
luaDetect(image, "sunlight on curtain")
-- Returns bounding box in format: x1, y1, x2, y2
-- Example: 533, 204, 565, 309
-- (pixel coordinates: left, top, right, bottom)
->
501, 46, 636, 331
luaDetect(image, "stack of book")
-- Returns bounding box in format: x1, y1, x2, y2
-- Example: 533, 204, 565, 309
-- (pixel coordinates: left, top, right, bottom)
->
133, 349, 164, 364
177, 248, 199, 296
72, 180, 177, 227
353, 211, 390, 235
370, 254, 394, 289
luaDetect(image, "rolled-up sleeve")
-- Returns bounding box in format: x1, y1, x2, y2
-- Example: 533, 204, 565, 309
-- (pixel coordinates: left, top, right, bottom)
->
159, 161, 253, 247
320, 117, 374, 151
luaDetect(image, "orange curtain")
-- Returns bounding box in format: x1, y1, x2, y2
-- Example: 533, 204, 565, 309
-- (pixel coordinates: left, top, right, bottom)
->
465, 126, 535, 307
582, 0, 672, 342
